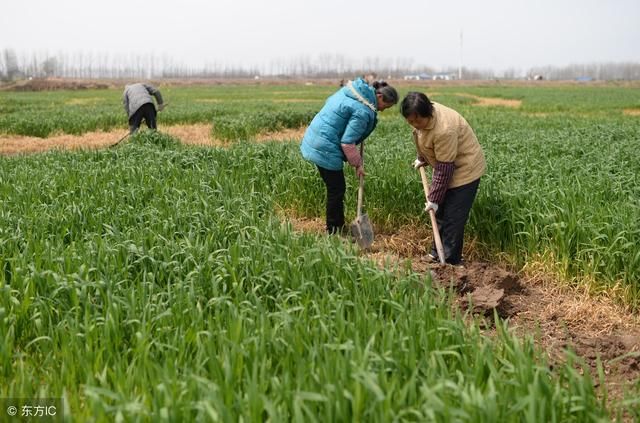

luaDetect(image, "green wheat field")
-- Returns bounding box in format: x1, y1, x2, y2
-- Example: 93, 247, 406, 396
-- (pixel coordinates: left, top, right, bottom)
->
1, 82, 639, 421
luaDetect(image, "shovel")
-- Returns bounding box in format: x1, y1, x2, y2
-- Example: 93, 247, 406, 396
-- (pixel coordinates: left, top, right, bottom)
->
350, 142, 374, 249
418, 166, 446, 264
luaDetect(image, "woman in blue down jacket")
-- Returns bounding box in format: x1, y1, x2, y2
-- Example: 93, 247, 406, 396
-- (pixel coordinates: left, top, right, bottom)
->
301, 78, 398, 234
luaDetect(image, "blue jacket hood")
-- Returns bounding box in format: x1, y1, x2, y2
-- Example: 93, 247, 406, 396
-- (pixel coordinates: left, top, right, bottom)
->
342, 78, 377, 111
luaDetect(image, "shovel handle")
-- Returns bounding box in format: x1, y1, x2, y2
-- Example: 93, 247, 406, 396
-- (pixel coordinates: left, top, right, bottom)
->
356, 142, 365, 219
419, 166, 446, 264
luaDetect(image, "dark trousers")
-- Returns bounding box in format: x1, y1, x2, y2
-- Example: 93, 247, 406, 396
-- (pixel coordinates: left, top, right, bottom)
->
432, 178, 480, 265
317, 166, 346, 234
128, 103, 157, 134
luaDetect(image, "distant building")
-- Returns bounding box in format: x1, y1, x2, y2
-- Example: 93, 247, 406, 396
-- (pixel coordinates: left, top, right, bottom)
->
403, 73, 433, 81
432, 73, 456, 80
575, 76, 593, 82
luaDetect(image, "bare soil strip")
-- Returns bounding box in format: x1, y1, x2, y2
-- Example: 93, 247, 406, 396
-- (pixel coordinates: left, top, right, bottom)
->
0, 124, 306, 155
163, 124, 222, 146
524, 112, 551, 117
271, 99, 322, 103
255, 127, 305, 142
282, 213, 640, 408
194, 98, 321, 104
0, 130, 125, 155
65, 97, 107, 105
456, 93, 522, 108
623, 109, 640, 116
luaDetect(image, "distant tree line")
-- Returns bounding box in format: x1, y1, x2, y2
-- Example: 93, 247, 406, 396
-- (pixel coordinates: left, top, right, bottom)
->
528, 62, 640, 80
1, 49, 639, 81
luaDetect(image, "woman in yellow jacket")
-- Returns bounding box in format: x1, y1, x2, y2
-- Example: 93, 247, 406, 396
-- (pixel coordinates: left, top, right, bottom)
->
400, 92, 485, 265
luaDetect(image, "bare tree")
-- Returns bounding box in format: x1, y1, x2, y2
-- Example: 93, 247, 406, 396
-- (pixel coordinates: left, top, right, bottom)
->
2, 49, 20, 81
42, 57, 58, 77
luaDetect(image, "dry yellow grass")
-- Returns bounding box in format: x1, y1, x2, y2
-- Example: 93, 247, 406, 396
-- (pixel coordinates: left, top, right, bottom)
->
524, 112, 551, 117
271, 99, 322, 103
623, 109, 640, 116
0, 130, 124, 155
456, 93, 522, 108
255, 127, 306, 142
163, 124, 224, 147
64, 97, 106, 105
0, 124, 307, 155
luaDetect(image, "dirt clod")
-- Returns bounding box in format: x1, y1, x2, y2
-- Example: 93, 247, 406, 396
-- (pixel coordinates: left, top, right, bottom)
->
427, 261, 523, 317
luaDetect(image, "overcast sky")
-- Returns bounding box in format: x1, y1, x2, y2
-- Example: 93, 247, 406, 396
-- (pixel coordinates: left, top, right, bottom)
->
1, 0, 639, 72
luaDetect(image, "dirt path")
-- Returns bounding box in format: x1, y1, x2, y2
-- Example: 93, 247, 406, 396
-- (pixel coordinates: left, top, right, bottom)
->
284, 214, 640, 410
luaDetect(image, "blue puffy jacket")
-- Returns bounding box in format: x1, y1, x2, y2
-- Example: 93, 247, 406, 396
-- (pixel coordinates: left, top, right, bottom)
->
300, 78, 378, 171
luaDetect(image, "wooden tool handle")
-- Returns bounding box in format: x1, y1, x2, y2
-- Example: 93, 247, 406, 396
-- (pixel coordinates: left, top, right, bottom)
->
419, 166, 446, 264
356, 142, 365, 219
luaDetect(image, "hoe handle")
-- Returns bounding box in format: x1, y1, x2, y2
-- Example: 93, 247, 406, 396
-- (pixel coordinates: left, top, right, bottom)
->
110, 132, 130, 148
356, 142, 365, 219
419, 166, 446, 264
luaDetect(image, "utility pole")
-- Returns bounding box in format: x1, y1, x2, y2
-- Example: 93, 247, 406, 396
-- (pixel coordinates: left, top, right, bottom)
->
459, 29, 463, 80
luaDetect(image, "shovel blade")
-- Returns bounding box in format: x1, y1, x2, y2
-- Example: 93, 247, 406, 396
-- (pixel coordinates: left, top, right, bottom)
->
350, 213, 374, 249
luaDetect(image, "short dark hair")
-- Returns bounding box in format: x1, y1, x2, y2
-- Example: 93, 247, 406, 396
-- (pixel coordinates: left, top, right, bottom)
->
400, 92, 434, 118
371, 81, 398, 105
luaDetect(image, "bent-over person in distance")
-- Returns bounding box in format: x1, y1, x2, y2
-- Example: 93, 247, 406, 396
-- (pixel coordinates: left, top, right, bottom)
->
123, 83, 165, 134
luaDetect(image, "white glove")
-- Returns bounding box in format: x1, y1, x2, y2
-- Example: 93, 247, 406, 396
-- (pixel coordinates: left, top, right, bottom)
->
157, 103, 166, 112
413, 158, 426, 169
425, 201, 438, 213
